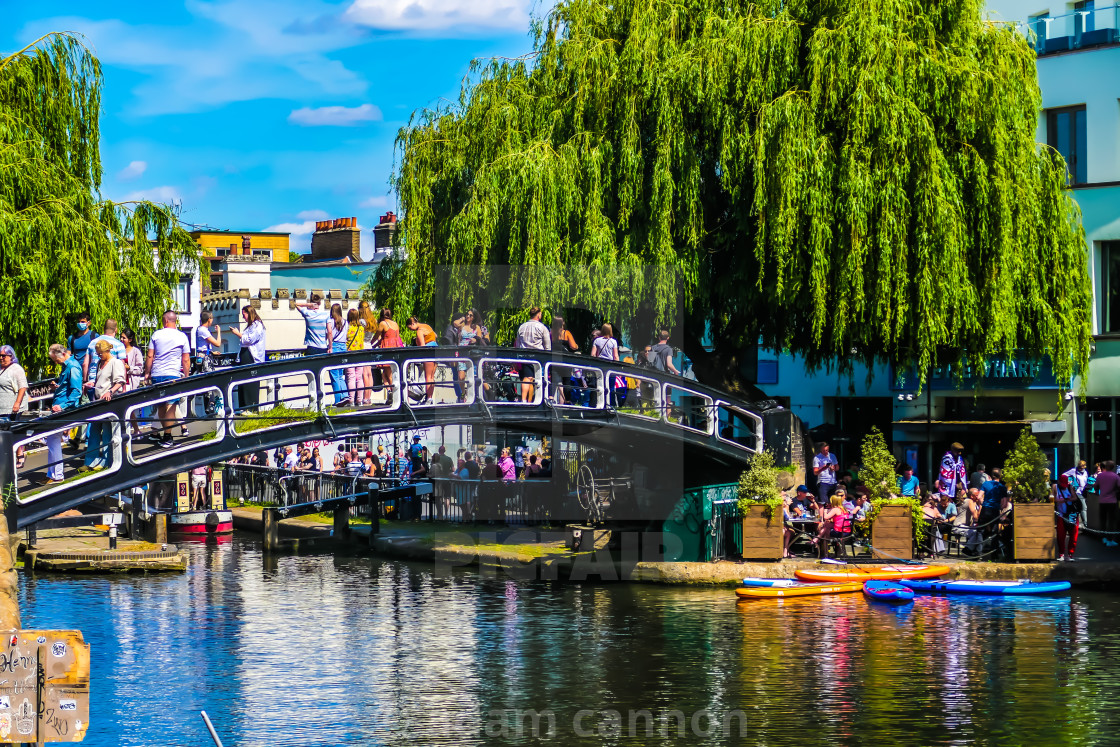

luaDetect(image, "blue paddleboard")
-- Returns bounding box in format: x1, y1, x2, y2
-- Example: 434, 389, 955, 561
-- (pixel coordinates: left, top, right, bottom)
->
742, 578, 798, 588
898, 579, 1072, 596
862, 580, 914, 604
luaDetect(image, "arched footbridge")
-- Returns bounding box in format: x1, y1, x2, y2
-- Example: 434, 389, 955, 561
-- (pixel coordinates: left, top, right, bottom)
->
0, 347, 764, 528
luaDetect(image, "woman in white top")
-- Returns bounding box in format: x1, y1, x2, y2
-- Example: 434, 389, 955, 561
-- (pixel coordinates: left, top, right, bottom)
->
0, 345, 28, 467
119, 329, 146, 437
86, 339, 126, 470
227, 306, 266, 411
326, 303, 350, 405
592, 323, 619, 360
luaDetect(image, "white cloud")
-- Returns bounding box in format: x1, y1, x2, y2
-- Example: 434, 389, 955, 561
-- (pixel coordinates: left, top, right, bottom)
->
344, 0, 530, 32
297, 209, 331, 220
360, 195, 389, 208
288, 103, 383, 127
118, 160, 147, 180
121, 185, 183, 204
22, 5, 370, 116
264, 219, 317, 236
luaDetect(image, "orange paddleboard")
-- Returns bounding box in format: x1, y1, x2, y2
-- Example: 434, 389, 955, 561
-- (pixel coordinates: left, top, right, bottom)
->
794, 565, 951, 582
735, 581, 863, 599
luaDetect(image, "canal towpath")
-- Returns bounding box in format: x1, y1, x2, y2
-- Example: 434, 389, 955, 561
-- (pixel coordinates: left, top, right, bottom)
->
224, 505, 1120, 588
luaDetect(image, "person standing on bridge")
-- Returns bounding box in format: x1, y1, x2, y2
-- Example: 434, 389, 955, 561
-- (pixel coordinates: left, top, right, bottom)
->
648, 330, 680, 376
406, 317, 439, 405
0, 345, 28, 468
144, 311, 191, 449
85, 339, 126, 470
295, 294, 329, 356
345, 309, 365, 406
227, 306, 266, 412
592, 323, 620, 361
515, 307, 550, 403
43, 344, 83, 484
370, 308, 403, 397
325, 303, 350, 406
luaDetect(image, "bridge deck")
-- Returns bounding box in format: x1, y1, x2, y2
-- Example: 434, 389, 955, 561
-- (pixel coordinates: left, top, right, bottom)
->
1, 347, 764, 528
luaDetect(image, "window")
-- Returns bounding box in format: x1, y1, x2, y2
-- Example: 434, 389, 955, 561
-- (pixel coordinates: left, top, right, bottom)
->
209, 273, 225, 292
757, 358, 778, 385
944, 396, 1024, 421
1029, 12, 1049, 47
171, 278, 192, 313
1075, 0, 1095, 36
1102, 242, 1120, 334
252, 249, 272, 259
1047, 105, 1087, 185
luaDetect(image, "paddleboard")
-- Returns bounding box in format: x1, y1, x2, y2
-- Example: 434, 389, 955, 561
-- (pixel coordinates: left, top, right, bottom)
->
735, 581, 862, 599
795, 564, 951, 582
898, 579, 1072, 596
741, 578, 799, 588
862, 580, 915, 604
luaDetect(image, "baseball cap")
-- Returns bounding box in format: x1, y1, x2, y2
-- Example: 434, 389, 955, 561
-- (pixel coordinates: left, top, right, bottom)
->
412, 435, 422, 441
797, 485, 808, 492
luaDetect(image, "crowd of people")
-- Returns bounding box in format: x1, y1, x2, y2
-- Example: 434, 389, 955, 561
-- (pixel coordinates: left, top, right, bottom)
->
1, 304, 682, 485
797, 440, 1120, 562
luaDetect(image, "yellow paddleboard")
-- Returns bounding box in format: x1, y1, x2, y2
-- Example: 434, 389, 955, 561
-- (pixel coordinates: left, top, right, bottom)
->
735, 581, 863, 599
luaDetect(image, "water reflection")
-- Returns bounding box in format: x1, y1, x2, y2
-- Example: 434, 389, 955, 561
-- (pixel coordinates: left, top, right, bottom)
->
18, 537, 1118, 746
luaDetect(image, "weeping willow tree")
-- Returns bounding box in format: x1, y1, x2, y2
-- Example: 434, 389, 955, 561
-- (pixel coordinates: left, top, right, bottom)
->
376, 0, 1091, 395
0, 33, 201, 377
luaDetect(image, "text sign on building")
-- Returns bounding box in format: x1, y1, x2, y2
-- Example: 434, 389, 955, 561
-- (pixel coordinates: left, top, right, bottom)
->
0, 629, 90, 742
891, 356, 1062, 391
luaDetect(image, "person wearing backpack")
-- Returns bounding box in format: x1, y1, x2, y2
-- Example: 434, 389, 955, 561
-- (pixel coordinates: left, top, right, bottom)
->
648, 330, 679, 375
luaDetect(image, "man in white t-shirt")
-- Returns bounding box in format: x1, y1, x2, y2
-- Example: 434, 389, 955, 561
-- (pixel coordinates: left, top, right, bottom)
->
282, 446, 298, 471
144, 310, 191, 448
515, 306, 550, 402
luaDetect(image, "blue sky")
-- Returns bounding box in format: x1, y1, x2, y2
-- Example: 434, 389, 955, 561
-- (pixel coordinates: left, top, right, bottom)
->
8, 0, 536, 254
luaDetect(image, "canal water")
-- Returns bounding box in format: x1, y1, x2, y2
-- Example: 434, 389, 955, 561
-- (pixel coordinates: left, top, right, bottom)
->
19, 536, 1120, 745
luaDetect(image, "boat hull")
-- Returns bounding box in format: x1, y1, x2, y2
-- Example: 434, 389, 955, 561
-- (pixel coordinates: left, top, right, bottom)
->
168, 510, 234, 535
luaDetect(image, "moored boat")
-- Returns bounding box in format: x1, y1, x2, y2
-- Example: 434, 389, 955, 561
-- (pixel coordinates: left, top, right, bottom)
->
168, 509, 234, 536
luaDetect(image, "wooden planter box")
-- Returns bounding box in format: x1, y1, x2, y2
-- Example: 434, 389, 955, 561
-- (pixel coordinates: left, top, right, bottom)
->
871, 505, 913, 561
740, 505, 783, 561
1013, 502, 1056, 561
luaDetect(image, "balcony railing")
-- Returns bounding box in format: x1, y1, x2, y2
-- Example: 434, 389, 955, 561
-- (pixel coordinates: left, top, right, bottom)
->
1017, 5, 1120, 56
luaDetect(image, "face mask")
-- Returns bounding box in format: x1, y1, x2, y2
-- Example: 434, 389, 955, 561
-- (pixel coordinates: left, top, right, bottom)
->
77, 322, 89, 331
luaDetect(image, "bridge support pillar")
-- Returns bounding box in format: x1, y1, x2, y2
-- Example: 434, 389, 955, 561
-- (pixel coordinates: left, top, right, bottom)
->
0, 430, 20, 629
333, 505, 351, 543
262, 508, 279, 552
141, 513, 167, 545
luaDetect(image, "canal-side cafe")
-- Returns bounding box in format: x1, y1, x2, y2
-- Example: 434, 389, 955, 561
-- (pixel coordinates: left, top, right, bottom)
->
890, 356, 1074, 485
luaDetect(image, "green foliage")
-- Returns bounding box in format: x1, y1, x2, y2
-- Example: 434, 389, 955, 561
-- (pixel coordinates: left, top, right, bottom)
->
737, 449, 782, 517
1004, 427, 1050, 503
860, 427, 896, 503
0, 33, 202, 376
375, 0, 1091, 392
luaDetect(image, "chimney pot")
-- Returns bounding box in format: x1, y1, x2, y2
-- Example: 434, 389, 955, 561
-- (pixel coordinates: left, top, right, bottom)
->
350, 216, 357, 227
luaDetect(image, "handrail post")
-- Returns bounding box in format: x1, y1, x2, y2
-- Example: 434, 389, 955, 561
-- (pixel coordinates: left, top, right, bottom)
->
368, 483, 379, 544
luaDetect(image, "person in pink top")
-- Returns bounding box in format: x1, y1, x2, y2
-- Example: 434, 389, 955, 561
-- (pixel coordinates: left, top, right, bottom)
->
813, 491, 851, 559
497, 448, 516, 482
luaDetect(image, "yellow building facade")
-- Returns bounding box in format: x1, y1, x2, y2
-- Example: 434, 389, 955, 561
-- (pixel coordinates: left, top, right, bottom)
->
189, 230, 292, 293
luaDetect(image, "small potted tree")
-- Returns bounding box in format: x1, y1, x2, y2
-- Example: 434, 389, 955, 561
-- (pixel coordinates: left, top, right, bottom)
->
737, 450, 784, 560
1003, 427, 1056, 561
863, 427, 920, 560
